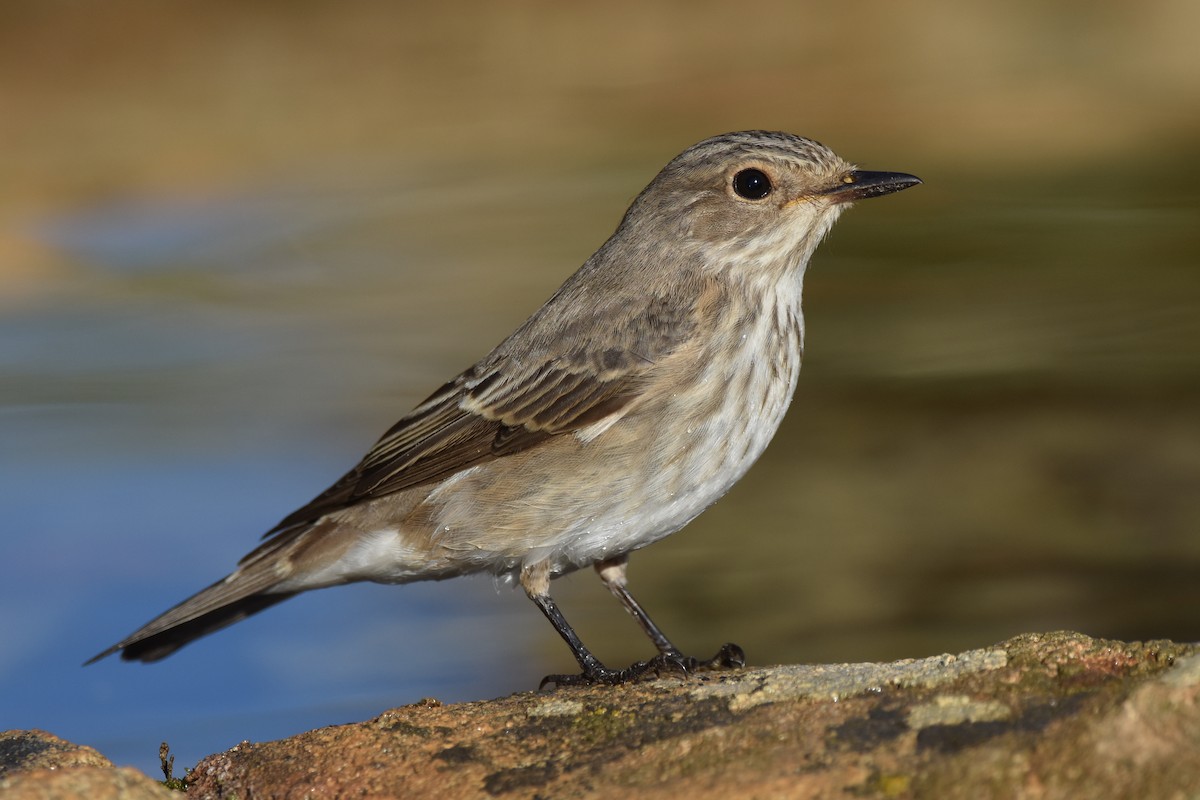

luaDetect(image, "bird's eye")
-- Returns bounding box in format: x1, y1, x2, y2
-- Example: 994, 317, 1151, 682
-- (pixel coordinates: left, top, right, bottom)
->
732, 168, 772, 200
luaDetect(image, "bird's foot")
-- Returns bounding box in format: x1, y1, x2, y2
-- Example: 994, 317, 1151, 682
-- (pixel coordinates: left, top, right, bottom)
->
539, 659, 657, 690
700, 642, 747, 670
660, 642, 746, 672
538, 643, 745, 690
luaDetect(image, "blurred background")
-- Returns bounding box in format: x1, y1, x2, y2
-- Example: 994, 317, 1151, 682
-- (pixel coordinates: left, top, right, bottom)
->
2, 0, 1198, 776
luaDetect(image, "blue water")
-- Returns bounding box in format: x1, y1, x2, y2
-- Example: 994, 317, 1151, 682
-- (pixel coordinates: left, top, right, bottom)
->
1, 190, 543, 774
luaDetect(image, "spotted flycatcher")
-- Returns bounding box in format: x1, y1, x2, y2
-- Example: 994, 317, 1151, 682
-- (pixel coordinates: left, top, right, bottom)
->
89, 131, 921, 685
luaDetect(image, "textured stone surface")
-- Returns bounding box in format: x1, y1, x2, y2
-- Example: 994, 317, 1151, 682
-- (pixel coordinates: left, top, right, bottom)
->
0, 766, 175, 800
0, 730, 173, 800
182, 632, 1200, 799
0, 729, 113, 776
9, 634, 1199, 798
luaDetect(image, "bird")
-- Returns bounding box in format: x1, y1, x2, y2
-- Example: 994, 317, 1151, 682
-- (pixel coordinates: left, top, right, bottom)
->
87, 131, 921, 686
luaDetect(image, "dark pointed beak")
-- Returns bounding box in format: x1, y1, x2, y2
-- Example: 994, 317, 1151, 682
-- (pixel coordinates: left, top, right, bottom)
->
822, 170, 922, 203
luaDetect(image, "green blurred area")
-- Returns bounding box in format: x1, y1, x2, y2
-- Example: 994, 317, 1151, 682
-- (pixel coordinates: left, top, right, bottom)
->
3, 0, 1198, 668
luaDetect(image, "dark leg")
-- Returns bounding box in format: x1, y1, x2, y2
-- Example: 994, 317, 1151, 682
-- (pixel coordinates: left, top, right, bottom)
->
595, 556, 682, 655
595, 555, 746, 671
528, 590, 663, 688
522, 562, 660, 688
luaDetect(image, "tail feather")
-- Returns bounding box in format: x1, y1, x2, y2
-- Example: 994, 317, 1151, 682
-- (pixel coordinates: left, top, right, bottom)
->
86, 566, 295, 664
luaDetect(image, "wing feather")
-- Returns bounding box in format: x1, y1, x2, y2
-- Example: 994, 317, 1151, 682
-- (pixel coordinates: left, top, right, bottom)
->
262, 278, 708, 538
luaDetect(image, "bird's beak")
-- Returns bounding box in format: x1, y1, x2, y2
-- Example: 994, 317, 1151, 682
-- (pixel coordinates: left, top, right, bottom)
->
821, 170, 922, 203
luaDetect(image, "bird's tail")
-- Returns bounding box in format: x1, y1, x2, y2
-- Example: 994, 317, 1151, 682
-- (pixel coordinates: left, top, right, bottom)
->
85, 565, 296, 664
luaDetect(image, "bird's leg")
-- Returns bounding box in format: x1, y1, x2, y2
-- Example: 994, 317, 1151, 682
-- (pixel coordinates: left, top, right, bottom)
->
595, 556, 680, 656
522, 562, 659, 689
595, 555, 746, 672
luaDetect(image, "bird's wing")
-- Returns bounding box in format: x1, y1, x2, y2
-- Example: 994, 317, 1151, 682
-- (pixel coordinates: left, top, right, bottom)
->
367, 356, 641, 485
260, 290, 701, 540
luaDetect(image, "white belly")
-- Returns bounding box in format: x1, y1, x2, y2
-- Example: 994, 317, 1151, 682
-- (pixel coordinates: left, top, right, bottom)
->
535, 298, 804, 577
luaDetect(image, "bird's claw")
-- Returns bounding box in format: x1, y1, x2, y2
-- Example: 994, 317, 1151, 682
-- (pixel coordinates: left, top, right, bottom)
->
707, 642, 747, 669
659, 642, 746, 672
539, 660, 654, 690
538, 642, 746, 690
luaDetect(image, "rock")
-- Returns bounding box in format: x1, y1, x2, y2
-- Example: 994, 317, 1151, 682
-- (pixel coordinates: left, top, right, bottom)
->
0, 730, 174, 800
9, 633, 1198, 798
0, 766, 176, 800
0, 730, 113, 775
183, 632, 1200, 799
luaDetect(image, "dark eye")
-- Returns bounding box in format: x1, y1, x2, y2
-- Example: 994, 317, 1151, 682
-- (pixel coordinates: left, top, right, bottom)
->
732, 168, 772, 200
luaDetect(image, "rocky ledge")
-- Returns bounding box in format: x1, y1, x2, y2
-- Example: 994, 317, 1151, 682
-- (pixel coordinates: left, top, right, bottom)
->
5, 632, 1199, 799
